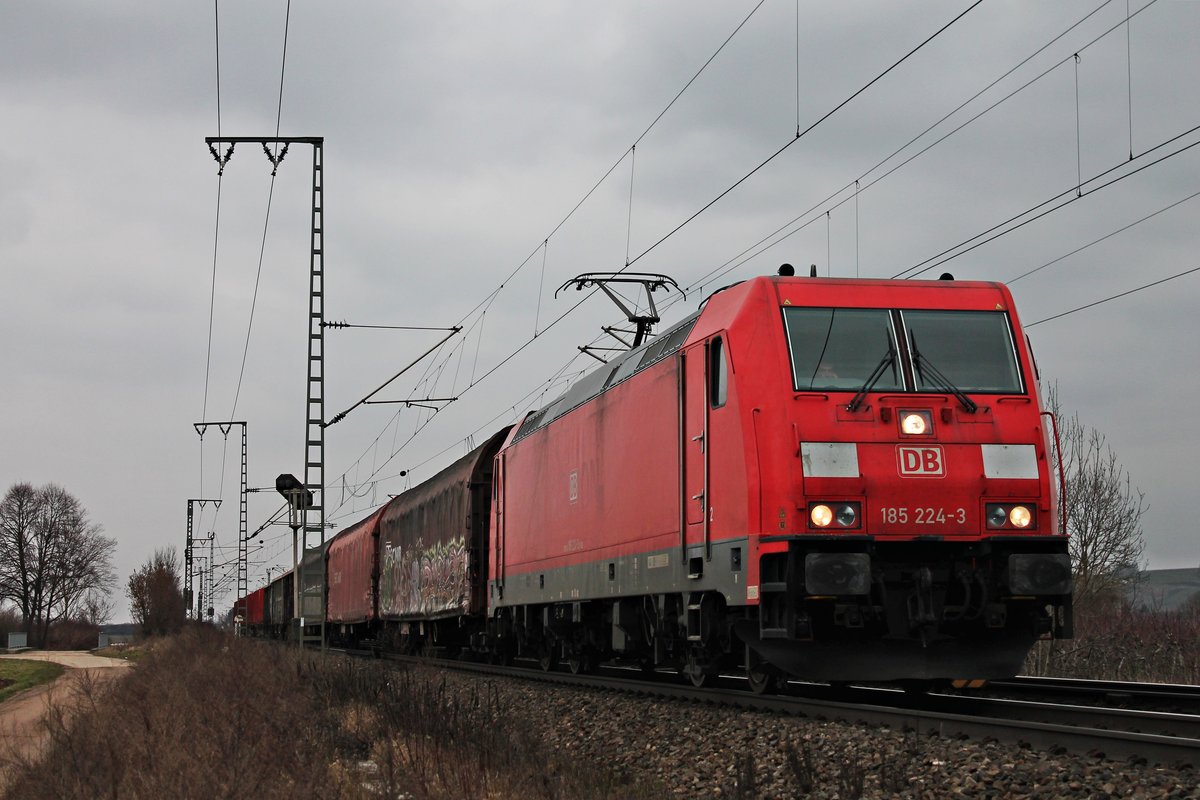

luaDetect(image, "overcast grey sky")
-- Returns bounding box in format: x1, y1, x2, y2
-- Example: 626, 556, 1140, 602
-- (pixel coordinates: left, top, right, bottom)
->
2, 1, 1197, 621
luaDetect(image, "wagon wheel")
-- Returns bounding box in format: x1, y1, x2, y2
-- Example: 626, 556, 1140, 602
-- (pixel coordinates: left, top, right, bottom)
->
486, 639, 510, 666
491, 643, 514, 667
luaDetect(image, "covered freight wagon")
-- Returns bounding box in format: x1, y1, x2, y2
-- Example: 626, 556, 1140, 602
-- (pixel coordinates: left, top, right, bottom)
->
327, 508, 383, 640
245, 586, 266, 628
265, 570, 293, 638
377, 427, 511, 624
299, 542, 330, 623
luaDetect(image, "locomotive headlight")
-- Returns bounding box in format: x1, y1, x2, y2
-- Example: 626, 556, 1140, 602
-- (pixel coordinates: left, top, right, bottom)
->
808, 502, 862, 529
986, 503, 1037, 530
1009, 505, 1033, 528
900, 410, 932, 436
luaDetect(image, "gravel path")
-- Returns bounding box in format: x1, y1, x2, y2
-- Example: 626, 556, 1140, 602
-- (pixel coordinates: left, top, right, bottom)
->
468, 672, 1198, 799
0, 651, 132, 793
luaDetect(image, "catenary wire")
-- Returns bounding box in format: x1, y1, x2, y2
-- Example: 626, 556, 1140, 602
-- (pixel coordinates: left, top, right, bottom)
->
202, 1, 293, 565
1027, 266, 1200, 326
626, 0, 983, 271
325, 3, 983, 503
687, 0, 1154, 294
893, 123, 1200, 279
1008, 186, 1200, 284
300, 0, 1180, 578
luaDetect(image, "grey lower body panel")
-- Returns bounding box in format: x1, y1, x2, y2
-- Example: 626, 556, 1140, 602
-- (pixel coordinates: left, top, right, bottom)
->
489, 537, 750, 611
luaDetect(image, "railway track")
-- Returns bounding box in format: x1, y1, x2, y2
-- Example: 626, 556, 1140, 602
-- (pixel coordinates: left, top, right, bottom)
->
987, 675, 1200, 715
341, 649, 1200, 769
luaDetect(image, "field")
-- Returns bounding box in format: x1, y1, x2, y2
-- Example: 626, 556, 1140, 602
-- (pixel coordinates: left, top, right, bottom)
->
0, 660, 64, 705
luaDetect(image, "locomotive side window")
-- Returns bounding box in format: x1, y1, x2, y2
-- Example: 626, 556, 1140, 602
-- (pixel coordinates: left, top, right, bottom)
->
901, 310, 1023, 394
783, 307, 901, 392
710, 337, 728, 408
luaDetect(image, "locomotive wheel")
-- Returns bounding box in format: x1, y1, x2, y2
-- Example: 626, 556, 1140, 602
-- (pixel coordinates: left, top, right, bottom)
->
489, 643, 514, 666
746, 662, 779, 695
566, 649, 594, 675
683, 650, 714, 688
537, 645, 558, 672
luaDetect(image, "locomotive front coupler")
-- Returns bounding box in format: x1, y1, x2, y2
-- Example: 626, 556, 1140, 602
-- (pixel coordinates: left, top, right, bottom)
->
905, 566, 939, 644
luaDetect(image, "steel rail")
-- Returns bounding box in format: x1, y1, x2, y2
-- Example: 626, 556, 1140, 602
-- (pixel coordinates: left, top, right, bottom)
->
992, 676, 1200, 713
826, 683, 1200, 740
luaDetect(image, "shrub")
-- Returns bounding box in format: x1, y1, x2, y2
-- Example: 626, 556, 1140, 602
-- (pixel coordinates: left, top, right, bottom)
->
2, 630, 660, 800
1025, 603, 1200, 683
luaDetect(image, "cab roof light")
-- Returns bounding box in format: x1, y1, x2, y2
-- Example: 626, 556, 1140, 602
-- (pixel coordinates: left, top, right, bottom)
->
899, 410, 933, 436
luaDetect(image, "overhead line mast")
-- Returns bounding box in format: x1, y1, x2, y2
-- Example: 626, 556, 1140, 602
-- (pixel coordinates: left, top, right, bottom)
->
193, 421, 248, 620
185, 498, 220, 620
205, 135, 325, 647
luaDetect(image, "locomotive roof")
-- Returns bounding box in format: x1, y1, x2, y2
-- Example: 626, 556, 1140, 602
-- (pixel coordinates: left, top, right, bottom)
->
511, 274, 1018, 443
767, 275, 1014, 308
513, 310, 701, 442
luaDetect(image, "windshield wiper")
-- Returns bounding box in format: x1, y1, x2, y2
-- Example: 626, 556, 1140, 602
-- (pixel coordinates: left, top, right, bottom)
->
910, 334, 977, 414
846, 346, 896, 413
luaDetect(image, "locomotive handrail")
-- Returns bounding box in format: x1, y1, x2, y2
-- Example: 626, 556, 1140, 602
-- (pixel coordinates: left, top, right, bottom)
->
1040, 410, 1068, 536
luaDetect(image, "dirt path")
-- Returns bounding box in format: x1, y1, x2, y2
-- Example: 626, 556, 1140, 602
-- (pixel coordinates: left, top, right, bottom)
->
0, 652, 132, 792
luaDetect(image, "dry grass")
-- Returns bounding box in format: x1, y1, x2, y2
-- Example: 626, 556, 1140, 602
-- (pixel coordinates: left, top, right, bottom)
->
0, 629, 661, 800
1025, 604, 1200, 683
91, 644, 148, 663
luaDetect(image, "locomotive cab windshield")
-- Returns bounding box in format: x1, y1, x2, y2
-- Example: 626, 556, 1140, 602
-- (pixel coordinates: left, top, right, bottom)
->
783, 306, 1024, 398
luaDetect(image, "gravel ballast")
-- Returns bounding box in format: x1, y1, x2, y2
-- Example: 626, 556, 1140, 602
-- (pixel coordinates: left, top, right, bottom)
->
452, 670, 1198, 799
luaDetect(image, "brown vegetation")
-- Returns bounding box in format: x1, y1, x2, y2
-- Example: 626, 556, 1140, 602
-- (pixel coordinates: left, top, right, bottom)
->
1025, 602, 1200, 683
1, 629, 660, 800
126, 548, 186, 637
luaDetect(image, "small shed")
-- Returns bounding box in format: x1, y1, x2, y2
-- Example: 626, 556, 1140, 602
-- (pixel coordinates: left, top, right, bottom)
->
97, 632, 136, 649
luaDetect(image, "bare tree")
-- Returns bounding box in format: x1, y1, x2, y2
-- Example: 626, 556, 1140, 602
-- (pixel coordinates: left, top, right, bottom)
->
78, 591, 114, 627
0, 483, 117, 647
1047, 387, 1147, 609
0, 483, 40, 631
127, 548, 186, 636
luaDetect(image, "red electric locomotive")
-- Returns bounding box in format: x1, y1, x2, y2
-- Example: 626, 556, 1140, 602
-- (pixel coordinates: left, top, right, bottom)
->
485, 272, 1072, 687
231, 270, 1072, 689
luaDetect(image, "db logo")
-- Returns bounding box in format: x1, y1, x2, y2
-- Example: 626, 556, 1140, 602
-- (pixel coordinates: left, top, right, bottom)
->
897, 445, 945, 477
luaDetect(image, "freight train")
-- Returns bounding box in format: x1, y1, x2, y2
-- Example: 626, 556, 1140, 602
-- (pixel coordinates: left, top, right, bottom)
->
233, 271, 1073, 691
